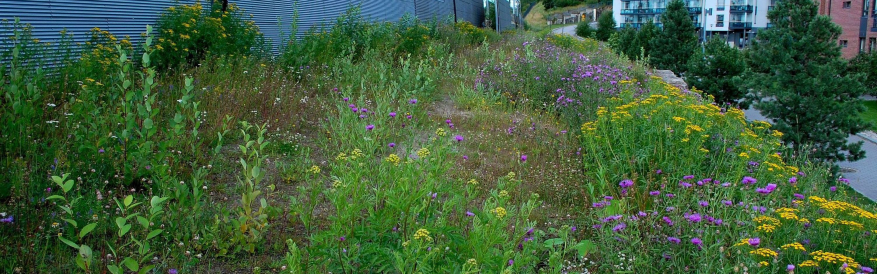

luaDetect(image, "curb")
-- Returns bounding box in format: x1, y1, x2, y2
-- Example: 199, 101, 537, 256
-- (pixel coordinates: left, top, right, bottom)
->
856, 131, 877, 145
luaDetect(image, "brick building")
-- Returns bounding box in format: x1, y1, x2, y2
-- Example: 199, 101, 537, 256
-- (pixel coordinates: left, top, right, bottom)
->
818, 0, 877, 58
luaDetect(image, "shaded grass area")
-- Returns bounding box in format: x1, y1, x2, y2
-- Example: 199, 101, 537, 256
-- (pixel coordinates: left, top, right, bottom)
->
863, 100, 877, 130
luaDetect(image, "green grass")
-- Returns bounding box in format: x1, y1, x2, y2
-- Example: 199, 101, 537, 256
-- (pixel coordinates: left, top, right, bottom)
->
863, 100, 877, 130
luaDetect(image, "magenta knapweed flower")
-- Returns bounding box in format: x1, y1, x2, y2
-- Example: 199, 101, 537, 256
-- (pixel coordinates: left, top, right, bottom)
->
169, 269, 178, 274
649, 190, 660, 196
637, 211, 648, 217
463, 155, 468, 160
787, 265, 794, 271
0, 216, 13, 223
454, 135, 463, 142
860, 266, 873, 273
665, 193, 675, 198
721, 182, 731, 187
592, 202, 607, 208
683, 175, 695, 180
388, 143, 395, 148
352, 107, 358, 112
602, 215, 623, 222
699, 201, 708, 207
466, 211, 474, 216
667, 237, 681, 244
679, 182, 692, 188
366, 124, 374, 131
604, 196, 614, 201
685, 213, 702, 223
348, 104, 355, 108
789, 177, 798, 184
389, 112, 397, 117
409, 99, 417, 104
520, 155, 527, 162
343, 97, 349, 102
756, 187, 772, 194
619, 179, 633, 188
830, 186, 838, 192
445, 119, 452, 124
508, 259, 514, 266
748, 238, 760, 246
98, 148, 105, 153
794, 193, 805, 200
742, 176, 757, 185
406, 115, 412, 119
838, 178, 850, 184
662, 216, 674, 226
691, 237, 703, 246
571, 226, 577, 232
656, 169, 663, 174
612, 222, 626, 232
722, 200, 733, 206
339, 236, 346, 242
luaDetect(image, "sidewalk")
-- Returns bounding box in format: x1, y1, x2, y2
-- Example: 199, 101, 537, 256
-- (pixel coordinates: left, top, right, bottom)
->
742, 107, 877, 201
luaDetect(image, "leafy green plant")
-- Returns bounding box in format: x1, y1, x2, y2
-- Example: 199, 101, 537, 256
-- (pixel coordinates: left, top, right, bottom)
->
46, 174, 99, 272
105, 195, 169, 274
228, 121, 273, 254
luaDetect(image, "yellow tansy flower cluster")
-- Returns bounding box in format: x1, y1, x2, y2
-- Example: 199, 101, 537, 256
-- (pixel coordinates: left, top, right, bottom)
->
781, 242, 806, 252
417, 148, 430, 158
413, 228, 432, 242
492, 207, 507, 218
750, 248, 778, 258
810, 251, 860, 268
385, 154, 401, 165
308, 165, 320, 174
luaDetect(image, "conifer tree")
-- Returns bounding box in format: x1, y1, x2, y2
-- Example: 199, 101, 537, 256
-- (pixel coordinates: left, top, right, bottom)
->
745, 0, 870, 162
649, 0, 697, 73
686, 36, 747, 108
596, 12, 616, 41
635, 20, 659, 59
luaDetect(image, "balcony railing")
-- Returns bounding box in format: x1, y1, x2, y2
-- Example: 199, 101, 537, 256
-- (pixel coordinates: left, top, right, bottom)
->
687, 7, 703, 13
716, 22, 725, 27
730, 4, 754, 12
620, 8, 666, 14
621, 22, 664, 28
729, 21, 753, 29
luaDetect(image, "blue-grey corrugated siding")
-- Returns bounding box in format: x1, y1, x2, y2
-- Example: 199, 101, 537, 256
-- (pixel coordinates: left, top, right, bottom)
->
2, 0, 482, 57
496, 0, 513, 31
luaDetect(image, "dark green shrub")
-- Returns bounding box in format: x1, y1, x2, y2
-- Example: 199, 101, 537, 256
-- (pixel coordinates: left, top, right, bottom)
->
575, 21, 593, 38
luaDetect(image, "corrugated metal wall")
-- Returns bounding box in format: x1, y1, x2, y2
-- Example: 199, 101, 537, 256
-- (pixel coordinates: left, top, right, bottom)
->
456, 0, 486, 27
1, 0, 485, 56
496, 0, 513, 31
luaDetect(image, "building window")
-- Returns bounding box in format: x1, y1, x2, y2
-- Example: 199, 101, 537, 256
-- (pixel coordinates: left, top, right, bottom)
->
841, 40, 849, 47
717, 14, 725, 27
861, 38, 866, 52
844, 1, 852, 8
870, 37, 876, 52
718, 0, 725, 10
865, 0, 872, 16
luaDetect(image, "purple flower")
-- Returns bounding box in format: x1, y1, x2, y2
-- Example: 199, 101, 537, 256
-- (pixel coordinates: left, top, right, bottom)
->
527, 227, 534, 235
409, 99, 418, 104
343, 97, 349, 102
662, 216, 674, 226
389, 112, 397, 118
649, 190, 661, 196
339, 236, 346, 242
665, 193, 675, 198
602, 215, 623, 222
0, 216, 13, 224
348, 104, 356, 108
463, 155, 468, 160
352, 107, 359, 112
637, 211, 648, 217
508, 259, 514, 266
788, 177, 798, 184
454, 135, 463, 142
830, 186, 838, 192
691, 237, 703, 247
756, 187, 772, 194
699, 201, 709, 207
742, 176, 757, 185
389, 143, 395, 148
520, 155, 527, 162
665, 206, 675, 212
612, 222, 627, 232
619, 179, 634, 188
656, 169, 663, 174
466, 211, 474, 216
860, 266, 873, 273
667, 237, 681, 244
571, 226, 577, 232
366, 124, 374, 131
604, 196, 614, 201
748, 238, 760, 246
685, 213, 702, 223
169, 269, 178, 274
445, 119, 452, 125
838, 178, 850, 184
721, 182, 731, 187
406, 115, 412, 119
722, 200, 733, 206
683, 175, 695, 180
592, 202, 607, 208
679, 182, 693, 188
98, 148, 105, 153
787, 265, 795, 271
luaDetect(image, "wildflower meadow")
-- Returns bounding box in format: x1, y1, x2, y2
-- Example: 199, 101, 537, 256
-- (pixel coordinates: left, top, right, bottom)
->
1, 3, 875, 273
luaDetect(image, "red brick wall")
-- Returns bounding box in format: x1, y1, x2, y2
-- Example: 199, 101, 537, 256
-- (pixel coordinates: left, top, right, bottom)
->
818, 0, 877, 59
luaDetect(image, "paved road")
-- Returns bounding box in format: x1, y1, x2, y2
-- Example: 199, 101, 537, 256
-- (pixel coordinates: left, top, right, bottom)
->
742, 107, 877, 201
550, 23, 596, 39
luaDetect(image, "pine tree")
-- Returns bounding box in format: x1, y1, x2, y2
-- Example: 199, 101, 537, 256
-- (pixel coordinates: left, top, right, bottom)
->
745, 0, 870, 162
649, 0, 697, 73
848, 52, 877, 95
635, 20, 659, 59
596, 12, 616, 41
685, 36, 747, 108
613, 26, 639, 58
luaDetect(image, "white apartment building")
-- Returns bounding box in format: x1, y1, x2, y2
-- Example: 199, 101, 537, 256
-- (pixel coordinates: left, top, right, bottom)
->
612, 0, 774, 47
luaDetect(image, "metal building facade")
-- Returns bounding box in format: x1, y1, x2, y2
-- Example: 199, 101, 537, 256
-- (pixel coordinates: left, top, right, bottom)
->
496, 0, 513, 31
1, 0, 485, 55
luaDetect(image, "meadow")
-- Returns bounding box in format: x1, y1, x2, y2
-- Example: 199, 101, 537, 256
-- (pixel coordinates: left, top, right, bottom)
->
1, 3, 876, 273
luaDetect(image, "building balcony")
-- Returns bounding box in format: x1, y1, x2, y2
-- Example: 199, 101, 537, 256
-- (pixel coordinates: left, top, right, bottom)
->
729, 21, 753, 29
620, 8, 666, 14
716, 22, 725, 27
687, 7, 703, 13
621, 22, 664, 28
730, 4, 754, 13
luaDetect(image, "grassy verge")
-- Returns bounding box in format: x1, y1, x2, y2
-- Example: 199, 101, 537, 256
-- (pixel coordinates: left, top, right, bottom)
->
863, 100, 877, 130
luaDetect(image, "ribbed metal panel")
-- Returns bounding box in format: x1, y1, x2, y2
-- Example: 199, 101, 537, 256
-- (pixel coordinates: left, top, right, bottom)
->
231, 0, 295, 52
455, 0, 485, 26
496, 0, 513, 31
415, 0, 454, 22
1, 0, 197, 61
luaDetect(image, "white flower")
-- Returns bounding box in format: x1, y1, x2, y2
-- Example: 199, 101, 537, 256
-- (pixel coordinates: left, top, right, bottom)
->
47, 103, 56, 107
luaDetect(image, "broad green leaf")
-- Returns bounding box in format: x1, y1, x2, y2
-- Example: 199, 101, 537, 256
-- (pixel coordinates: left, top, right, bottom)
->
574, 240, 597, 257
147, 229, 163, 240
123, 195, 133, 207
142, 118, 153, 130
46, 195, 66, 201
136, 216, 149, 228
62, 180, 74, 193
79, 223, 97, 239
123, 257, 139, 271
107, 265, 121, 274
120, 224, 132, 237
543, 238, 564, 248
59, 236, 80, 249
63, 218, 78, 228
115, 217, 126, 229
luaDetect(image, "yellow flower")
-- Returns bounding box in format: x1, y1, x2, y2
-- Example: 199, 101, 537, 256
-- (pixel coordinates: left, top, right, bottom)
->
756, 224, 777, 233
750, 248, 778, 258
417, 148, 430, 158
466, 258, 477, 265
781, 242, 806, 252
308, 165, 320, 174
332, 180, 342, 188
492, 207, 507, 218
467, 179, 478, 185
385, 154, 401, 165
758, 261, 769, 267
413, 228, 432, 242
435, 128, 446, 137
335, 152, 347, 161
739, 152, 750, 158
799, 260, 819, 267
499, 190, 509, 197
810, 251, 859, 268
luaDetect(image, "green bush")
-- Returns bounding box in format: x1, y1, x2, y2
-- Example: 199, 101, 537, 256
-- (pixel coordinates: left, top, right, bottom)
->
152, 1, 265, 70
575, 21, 593, 38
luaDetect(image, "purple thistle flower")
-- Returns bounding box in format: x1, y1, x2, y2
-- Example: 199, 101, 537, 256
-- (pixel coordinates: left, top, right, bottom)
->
685, 213, 702, 223
388, 143, 395, 148
722, 200, 733, 206
787, 265, 795, 271
612, 222, 627, 232
748, 238, 760, 246
571, 226, 577, 232
0, 216, 13, 223
662, 216, 674, 226
366, 124, 375, 131
830, 186, 838, 192
691, 237, 703, 247
604, 196, 614, 201
508, 259, 514, 266
352, 107, 359, 113
649, 190, 661, 196
454, 135, 463, 142
667, 237, 681, 244
169, 269, 178, 274
619, 179, 634, 188
98, 148, 105, 153
409, 99, 418, 104
343, 97, 349, 102
860, 266, 873, 273
339, 236, 346, 242
683, 175, 695, 180
789, 177, 798, 184
721, 182, 731, 187
520, 155, 527, 162
699, 201, 709, 207
592, 202, 607, 208
679, 182, 693, 188
838, 178, 850, 184
348, 104, 356, 108
656, 169, 663, 174
389, 112, 397, 118
466, 211, 474, 216
742, 176, 757, 185
793, 193, 805, 200
665, 193, 675, 198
